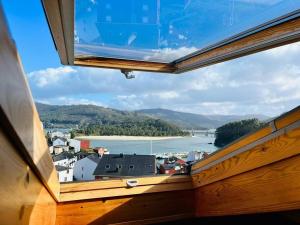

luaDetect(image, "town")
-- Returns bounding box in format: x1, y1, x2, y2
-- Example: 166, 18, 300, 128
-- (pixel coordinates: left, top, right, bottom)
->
47, 130, 208, 182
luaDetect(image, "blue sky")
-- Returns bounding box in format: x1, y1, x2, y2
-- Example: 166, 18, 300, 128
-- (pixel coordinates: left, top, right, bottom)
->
2, 0, 300, 116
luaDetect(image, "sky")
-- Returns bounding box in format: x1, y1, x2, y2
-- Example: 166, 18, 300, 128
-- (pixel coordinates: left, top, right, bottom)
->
2, 0, 300, 117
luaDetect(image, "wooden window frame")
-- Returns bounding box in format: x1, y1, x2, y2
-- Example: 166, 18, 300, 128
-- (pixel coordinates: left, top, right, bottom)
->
42, 0, 300, 73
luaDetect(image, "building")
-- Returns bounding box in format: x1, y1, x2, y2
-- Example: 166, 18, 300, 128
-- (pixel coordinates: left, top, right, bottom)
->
73, 154, 100, 181
93, 147, 109, 157
80, 140, 90, 150
93, 154, 156, 179
52, 152, 77, 168
69, 139, 81, 153
55, 165, 73, 182
48, 131, 71, 140
159, 157, 187, 175
53, 137, 67, 146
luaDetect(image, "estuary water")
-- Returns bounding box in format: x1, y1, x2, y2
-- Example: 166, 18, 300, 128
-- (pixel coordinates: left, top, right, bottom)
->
90, 135, 218, 155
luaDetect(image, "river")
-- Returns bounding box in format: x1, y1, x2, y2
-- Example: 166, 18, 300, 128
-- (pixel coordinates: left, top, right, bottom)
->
90, 135, 218, 155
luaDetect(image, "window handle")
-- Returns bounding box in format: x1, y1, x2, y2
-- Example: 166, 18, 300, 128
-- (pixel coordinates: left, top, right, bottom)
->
126, 179, 138, 188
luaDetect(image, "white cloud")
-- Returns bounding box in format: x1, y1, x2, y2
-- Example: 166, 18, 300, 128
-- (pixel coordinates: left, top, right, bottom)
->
27, 42, 300, 116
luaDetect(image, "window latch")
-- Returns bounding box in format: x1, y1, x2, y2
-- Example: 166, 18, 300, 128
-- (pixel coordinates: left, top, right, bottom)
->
126, 179, 138, 188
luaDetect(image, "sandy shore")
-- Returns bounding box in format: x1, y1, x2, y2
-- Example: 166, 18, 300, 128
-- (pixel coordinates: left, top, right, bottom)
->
75, 135, 184, 141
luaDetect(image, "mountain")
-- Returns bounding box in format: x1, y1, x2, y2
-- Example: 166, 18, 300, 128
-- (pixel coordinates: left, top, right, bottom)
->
36, 103, 270, 131
36, 103, 188, 136
136, 108, 270, 129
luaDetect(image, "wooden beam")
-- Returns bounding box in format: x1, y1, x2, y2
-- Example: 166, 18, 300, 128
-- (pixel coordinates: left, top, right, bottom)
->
56, 190, 194, 225
0, 127, 57, 225
192, 105, 300, 173
0, 6, 60, 200
59, 176, 193, 202
192, 121, 300, 188
61, 175, 191, 192
176, 15, 300, 73
41, 0, 70, 64
195, 154, 300, 216
74, 58, 176, 73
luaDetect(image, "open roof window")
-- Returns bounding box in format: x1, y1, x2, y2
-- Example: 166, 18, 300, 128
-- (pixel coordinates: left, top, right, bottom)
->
42, 0, 300, 73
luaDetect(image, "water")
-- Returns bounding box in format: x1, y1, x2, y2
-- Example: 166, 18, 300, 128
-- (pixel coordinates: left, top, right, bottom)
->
90, 135, 217, 155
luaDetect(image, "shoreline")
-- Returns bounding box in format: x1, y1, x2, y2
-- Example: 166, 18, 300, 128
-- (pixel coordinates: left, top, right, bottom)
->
75, 135, 185, 141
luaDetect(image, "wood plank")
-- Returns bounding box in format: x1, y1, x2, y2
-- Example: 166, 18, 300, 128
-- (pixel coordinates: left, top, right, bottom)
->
41, 0, 69, 64
176, 16, 300, 73
61, 175, 191, 193
56, 190, 194, 225
0, 127, 57, 225
74, 58, 175, 73
192, 122, 300, 188
276, 105, 300, 129
195, 154, 300, 216
191, 105, 300, 173
60, 181, 193, 202
192, 126, 272, 171
0, 6, 60, 200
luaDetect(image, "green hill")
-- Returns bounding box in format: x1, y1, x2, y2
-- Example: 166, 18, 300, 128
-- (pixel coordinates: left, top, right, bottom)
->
36, 103, 188, 136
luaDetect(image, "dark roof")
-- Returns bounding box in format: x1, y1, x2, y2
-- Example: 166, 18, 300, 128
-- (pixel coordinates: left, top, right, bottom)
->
86, 154, 101, 163
52, 152, 75, 162
55, 165, 70, 171
93, 154, 156, 177
53, 137, 67, 142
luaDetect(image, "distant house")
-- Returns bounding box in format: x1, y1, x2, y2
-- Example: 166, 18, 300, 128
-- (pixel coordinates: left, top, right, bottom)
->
80, 140, 90, 150
55, 165, 73, 182
52, 152, 77, 168
159, 158, 187, 175
69, 139, 81, 153
53, 137, 67, 147
93, 147, 109, 157
93, 154, 156, 179
49, 131, 71, 140
73, 154, 100, 181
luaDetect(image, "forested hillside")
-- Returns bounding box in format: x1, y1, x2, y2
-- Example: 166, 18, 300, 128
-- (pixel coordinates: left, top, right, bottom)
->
36, 103, 188, 136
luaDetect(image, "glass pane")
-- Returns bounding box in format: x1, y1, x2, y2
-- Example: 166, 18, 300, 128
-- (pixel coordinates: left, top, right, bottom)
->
75, 0, 300, 63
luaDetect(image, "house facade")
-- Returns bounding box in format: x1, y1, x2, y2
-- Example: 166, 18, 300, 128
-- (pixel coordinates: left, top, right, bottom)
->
93, 154, 156, 179
55, 165, 73, 182
69, 139, 81, 153
73, 154, 100, 181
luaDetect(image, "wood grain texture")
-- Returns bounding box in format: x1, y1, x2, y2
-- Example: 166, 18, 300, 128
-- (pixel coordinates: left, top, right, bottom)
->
61, 175, 191, 193
60, 175, 193, 202
192, 124, 300, 188
192, 105, 300, 173
0, 7, 60, 199
176, 17, 300, 73
41, 0, 69, 64
0, 128, 57, 225
56, 190, 194, 225
192, 126, 272, 171
276, 106, 300, 129
195, 154, 300, 216
74, 58, 175, 73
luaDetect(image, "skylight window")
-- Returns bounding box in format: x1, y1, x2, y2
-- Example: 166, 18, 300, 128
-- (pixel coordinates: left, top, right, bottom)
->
42, 0, 300, 72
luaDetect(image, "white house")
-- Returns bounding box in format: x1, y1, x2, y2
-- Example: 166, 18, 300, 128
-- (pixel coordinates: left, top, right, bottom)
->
49, 131, 71, 140
73, 154, 100, 181
53, 137, 67, 146
69, 139, 81, 153
53, 152, 77, 168
55, 165, 73, 182
186, 151, 203, 163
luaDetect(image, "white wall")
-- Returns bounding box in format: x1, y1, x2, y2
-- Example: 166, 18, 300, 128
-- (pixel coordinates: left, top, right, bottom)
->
74, 157, 98, 181
69, 139, 81, 153
57, 168, 73, 182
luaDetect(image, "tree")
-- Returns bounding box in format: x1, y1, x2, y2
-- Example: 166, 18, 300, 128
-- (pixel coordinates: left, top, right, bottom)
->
214, 118, 266, 148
